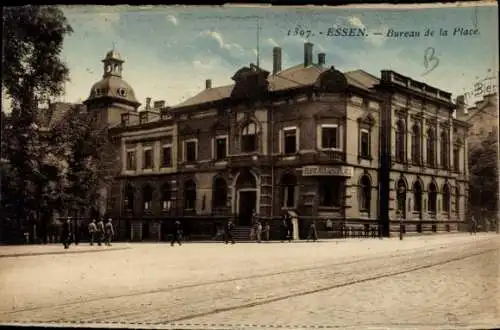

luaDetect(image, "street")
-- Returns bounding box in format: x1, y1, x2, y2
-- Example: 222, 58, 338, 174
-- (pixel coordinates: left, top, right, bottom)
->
0, 234, 498, 329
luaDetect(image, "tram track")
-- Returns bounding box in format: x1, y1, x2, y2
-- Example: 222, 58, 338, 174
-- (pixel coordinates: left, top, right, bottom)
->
0, 237, 497, 327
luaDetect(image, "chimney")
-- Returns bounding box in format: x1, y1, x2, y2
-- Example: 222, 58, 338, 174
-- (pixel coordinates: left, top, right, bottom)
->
304, 42, 313, 67
318, 53, 326, 67
205, 79, 212, 89
272, 47, 282, 75
153, 100, 165, 109
146, 97, 152, 110
456, 95, 466, 117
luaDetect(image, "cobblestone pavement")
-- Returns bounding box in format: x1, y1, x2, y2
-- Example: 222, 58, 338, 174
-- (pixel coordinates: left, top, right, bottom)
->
0, 233, 498, 329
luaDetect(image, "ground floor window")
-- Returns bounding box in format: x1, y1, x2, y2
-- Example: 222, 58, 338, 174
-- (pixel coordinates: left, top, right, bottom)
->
318, 177, 344, 207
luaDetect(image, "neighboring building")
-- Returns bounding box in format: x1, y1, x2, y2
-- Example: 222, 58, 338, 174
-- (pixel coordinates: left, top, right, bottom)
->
456, 92, 499, 229
83, 45, 470, 240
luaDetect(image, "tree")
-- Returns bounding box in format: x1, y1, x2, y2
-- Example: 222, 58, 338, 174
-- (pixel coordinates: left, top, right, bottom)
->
1, 6, 72, 242
51, 106, 119, 224
468, 129, 499, 229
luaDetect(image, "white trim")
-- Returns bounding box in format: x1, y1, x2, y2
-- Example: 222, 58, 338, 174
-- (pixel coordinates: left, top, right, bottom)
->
359, 128, 370, 157
213, 135, 229, 160
231, 170, 261, 214
183, 138, 198, 162
142, 147, 154, 169
161, 144, 172, 168
280, 126, 299, 155
317, 124, 342, 151
281, 184, 298, 209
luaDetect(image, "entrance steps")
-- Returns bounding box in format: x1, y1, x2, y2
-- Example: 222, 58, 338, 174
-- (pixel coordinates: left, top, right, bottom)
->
233, 226, 252, 241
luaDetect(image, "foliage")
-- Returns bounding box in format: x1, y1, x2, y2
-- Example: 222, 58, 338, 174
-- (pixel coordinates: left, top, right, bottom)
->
468, 130, 499, 212
51, 106, 119, 219
1, 6, 72, 240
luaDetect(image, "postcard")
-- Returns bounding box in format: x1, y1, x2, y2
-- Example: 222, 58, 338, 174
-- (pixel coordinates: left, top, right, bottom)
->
1, 3, 498, 330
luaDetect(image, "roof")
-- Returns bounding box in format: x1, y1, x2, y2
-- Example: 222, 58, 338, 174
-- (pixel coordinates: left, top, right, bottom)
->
37, 102, 77, 130
86, 76, 140, 106
172, 65, 379, 110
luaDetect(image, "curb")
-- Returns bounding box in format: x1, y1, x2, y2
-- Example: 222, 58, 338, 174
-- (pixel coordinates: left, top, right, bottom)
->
0, 247, 131, 259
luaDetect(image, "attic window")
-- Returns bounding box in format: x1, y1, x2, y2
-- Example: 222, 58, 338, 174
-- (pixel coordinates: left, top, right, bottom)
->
117, 88, 127, 97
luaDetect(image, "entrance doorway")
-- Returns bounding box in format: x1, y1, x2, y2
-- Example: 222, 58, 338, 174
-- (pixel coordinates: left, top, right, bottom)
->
238, 191, 257, 226
142, 221, 150, 240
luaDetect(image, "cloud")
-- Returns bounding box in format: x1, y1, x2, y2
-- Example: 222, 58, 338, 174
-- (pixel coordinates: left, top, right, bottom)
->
348, 16, 366, 30
166, 14, 178, 26
192, 59, 213, 70
201, 31, 224, 48
266, 38, 280, 47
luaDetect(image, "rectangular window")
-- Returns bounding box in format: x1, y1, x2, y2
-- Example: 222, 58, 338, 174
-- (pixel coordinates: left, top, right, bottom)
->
139, 112, 148, 124
185, 140, 197, 163
215, 137, 228, 160
320, 125, 340, 149
161, 145, 172, 168
318, 177, 343, 207
453, 147, 460, 172
143, 148, 153, 169
360, 129, 370, 158
126, 150, 136, 170
283, 127, 297, 155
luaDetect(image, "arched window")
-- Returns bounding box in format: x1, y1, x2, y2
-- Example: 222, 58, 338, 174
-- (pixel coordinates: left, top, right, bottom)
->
442, 184, 450, 213
241, 122, 258, 153
143, 184, 153, 212
413, 181, 423, 213
426, 128, 435, 166
281, 174, 297, 208
124, 184, 134, 211
455, 186, 460, 216
161, 183, 171, 211
411, 124, 421, 165
396, 179, 407, 215
428, 182, 437, 214
184, 179, 197, 210
213, 177, 227, 209
395, 120, 405, 162
441, 129, 449, 169
359, 175, 371, 212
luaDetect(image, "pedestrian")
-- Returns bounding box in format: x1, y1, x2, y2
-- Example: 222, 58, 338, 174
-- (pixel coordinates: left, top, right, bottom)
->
264, 222, 271, 241
104, 218, 114, 246
96, 218, 105, 246
225, 219, 235, 244
286, 212, 293, 242
61, 217, 72, 249
256, 220, 262, 243
280, 212, 288, 242
171, 220, 183, 246
88, 219, 97, 246
307, 221, 318, 242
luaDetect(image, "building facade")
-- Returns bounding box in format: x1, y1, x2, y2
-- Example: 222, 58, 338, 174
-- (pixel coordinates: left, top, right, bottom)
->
85, 44, 470, 240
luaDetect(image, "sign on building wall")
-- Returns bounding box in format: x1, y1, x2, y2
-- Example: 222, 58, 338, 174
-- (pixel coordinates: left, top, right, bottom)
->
301, 166, 354, 177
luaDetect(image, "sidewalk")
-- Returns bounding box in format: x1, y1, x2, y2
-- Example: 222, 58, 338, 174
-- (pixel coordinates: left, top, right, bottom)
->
0, 243, 131, 258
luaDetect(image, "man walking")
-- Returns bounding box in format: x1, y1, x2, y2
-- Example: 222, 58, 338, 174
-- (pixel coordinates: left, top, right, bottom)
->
280, 212, 289, 242
62, 217, 72, 249
225, 219, 235, 244
255, 220, 263, 243
307, 221, 318, 242
104, 218, 114, 246
96, 218, 105, 246
171, 220, 183, 246
88, 219, 97, 246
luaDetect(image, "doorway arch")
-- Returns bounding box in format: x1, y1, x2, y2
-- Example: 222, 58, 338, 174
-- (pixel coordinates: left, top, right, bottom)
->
232, 169, 260, 226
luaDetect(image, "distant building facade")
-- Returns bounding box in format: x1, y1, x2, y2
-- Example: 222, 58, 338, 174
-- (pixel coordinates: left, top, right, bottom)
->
84, 44, 470, 240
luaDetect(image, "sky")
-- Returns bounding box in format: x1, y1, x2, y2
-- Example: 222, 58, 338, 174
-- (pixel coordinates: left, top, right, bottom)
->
14, 4, 500, 109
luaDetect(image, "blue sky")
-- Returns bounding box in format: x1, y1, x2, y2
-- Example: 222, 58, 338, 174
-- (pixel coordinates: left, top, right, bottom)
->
56, 4, 498, 108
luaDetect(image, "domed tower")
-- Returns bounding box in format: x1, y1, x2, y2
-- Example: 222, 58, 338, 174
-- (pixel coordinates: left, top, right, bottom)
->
84, 50, 141, 126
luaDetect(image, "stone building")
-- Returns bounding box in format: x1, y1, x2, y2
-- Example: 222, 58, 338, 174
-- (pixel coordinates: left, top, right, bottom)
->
378, 71, 470, 236
83, 45, 470, 240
